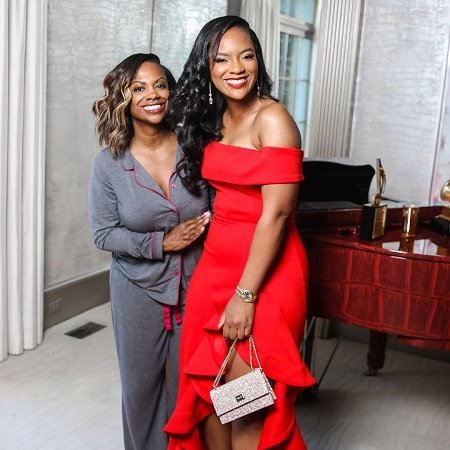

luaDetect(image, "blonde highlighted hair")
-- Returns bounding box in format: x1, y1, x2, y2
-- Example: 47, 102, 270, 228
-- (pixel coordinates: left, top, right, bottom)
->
92, 53, 176, 157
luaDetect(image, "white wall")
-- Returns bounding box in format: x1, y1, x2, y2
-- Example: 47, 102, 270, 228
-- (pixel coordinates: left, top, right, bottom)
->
432, 48, 450, 203
44, 0, 226, 290
45, 0, 155, 289
45, 0, 450, 289
151, 0, 227, 79
349, 0, 450, 203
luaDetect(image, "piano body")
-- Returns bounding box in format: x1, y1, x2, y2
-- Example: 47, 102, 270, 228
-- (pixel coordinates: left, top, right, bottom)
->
297, 161, 450, 374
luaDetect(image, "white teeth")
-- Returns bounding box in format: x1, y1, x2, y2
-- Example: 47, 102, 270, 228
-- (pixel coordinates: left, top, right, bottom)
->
226, 79, 246, 85
143, 104, 164, 111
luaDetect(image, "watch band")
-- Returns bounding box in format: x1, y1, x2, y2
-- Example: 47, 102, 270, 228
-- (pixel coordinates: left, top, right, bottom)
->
235, 286, 257, 303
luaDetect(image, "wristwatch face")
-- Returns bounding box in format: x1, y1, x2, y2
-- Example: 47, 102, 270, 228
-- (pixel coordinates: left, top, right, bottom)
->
236, 286, 257, 303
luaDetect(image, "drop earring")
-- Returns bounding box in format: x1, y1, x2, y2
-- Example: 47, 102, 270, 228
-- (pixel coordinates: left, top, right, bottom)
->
256, 81, 261, 97
208, 81, 213, 105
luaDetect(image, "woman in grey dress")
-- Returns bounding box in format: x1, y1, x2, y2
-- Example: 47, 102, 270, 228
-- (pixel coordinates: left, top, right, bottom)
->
88, 53, 212, 450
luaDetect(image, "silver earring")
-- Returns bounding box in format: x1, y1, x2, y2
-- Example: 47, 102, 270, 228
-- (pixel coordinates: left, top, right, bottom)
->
257, 81, 261, 97
208, 81, 213, 105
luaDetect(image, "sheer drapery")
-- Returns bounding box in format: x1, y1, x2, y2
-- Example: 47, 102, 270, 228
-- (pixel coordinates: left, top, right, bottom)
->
240, 0, 280, 97
308, 0, 363, 158
0, 0, 47, 361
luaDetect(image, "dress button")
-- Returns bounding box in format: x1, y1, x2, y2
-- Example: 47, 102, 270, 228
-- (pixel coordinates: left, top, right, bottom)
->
171, 183, 176, 188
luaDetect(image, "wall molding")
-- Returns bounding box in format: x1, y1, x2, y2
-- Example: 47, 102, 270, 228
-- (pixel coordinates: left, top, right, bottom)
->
44, 265, 110, 293
44, 269, 110, 329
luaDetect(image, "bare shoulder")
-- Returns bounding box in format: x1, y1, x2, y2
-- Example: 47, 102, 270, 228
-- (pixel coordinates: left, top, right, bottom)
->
254, 100, 301, 149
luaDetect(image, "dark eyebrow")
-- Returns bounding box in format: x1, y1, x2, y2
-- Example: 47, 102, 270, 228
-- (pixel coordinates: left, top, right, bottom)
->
131, 77, 167, 85
216, 48, 255, 56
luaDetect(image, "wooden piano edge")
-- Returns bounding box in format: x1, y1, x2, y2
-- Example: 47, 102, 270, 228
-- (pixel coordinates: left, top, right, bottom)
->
295, 204, 443, 231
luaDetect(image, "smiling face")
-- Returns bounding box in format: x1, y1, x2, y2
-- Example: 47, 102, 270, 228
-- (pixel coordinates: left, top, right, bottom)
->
210, 26, 258, 102
129, 61, 170, 126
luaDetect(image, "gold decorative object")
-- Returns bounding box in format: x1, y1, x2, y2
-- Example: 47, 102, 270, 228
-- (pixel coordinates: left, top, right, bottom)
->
360, 159, 388, 240
438, 179, 450, 220
373, 158, 386, 207
398, 237, 415, 252
432, 179, 450, 235
401, 205, 420, 238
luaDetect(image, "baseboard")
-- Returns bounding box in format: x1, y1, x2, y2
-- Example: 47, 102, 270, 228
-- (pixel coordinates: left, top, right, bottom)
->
44, 270, 110, 329
329, 322, 450, 363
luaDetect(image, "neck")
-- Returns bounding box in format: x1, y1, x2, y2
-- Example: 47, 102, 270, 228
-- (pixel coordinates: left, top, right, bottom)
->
224, 93, 260, 119
130, 122, 172, 152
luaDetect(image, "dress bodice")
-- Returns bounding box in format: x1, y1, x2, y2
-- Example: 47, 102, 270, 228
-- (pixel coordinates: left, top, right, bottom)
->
202, 141, 304, 224
202, 141, 304, 185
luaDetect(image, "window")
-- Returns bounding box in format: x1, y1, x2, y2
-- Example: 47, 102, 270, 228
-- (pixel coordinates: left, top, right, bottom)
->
280, 0, 315, 22
278, 0, 316, 144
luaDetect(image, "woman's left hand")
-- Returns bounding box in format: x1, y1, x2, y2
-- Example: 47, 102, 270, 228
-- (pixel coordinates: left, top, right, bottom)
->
218, 294, 255, 340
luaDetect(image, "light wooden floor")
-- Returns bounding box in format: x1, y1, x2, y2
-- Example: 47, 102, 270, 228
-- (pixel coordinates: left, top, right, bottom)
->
0, 303, 448, 450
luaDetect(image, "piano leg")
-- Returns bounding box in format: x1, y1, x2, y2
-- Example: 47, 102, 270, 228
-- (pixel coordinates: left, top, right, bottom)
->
365, 330, 388, 376
300, 318, 319, 397
302, 317, 316, 370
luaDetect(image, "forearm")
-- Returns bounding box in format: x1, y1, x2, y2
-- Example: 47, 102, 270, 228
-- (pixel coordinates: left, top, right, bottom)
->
93, 226, 165, 260
88, 160, 165, 260
237, 213, 289, 294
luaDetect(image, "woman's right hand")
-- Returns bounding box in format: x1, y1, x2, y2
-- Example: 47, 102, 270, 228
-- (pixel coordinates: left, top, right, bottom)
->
163, 211, 211, 252
218, 293, 255, 340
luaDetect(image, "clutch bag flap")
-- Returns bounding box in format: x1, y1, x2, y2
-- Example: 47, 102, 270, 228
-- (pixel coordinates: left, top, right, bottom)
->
209, 368, 275, 419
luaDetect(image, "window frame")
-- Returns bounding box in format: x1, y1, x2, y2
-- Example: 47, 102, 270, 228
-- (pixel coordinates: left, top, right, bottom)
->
278, 13, 315, 148
280, 14, 314, 38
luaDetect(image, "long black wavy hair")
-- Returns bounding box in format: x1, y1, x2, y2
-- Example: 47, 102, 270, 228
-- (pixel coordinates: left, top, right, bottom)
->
172, 16, 274, 194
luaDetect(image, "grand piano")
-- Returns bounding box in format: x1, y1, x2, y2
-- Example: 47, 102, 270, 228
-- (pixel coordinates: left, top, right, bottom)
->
297, 161, 450, 375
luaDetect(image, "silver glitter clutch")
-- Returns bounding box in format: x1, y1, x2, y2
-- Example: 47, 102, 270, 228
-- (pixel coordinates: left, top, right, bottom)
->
210, 336, 277, 424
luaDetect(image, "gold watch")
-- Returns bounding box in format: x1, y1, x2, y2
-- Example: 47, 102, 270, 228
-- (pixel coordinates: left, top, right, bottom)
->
235, 286, 257, 303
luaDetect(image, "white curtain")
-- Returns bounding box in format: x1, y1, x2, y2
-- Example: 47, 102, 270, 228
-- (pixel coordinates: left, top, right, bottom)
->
240, 0, 280, 97
308, 0, 363, 158
0, 0, 47, 361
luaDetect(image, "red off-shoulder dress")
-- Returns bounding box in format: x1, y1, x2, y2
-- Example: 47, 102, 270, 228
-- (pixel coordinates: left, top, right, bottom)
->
165, 142, 316, 449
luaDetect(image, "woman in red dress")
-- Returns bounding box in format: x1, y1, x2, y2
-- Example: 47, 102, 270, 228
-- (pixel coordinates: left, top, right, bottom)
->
165, 16, 315, 449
